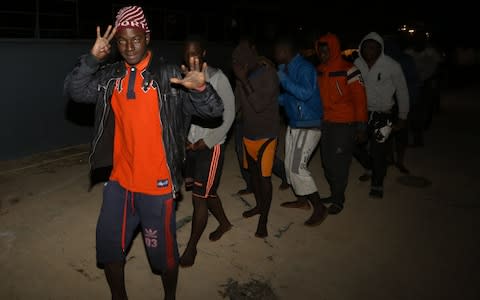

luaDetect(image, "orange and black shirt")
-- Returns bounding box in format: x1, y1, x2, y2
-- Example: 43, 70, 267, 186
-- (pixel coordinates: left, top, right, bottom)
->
109, 51, 172, 195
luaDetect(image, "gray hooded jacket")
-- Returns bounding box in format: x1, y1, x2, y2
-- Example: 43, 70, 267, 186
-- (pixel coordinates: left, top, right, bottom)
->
354, 32, 410, 120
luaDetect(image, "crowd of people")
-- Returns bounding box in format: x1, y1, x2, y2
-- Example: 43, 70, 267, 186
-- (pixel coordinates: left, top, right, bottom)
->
64, 5, 443, 300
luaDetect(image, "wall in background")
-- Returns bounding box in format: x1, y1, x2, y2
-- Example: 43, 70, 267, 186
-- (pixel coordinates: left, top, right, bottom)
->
0, 39, 233, 160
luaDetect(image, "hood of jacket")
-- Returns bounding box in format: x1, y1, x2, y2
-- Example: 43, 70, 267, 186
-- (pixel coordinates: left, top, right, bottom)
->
358, 31, 385, 60
316, 32, 342, 71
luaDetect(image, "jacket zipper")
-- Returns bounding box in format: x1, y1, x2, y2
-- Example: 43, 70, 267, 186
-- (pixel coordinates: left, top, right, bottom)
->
154, 81, 176, 197
335, 80, 343, 96
89, 78, 117, 167
90, 76, 177, 197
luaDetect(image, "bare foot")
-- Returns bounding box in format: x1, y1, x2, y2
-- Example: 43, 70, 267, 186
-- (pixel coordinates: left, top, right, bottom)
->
255, 223, 268, 238
179, 248, 197, 267
242, 207, 260, 218
209, 223, 233, 241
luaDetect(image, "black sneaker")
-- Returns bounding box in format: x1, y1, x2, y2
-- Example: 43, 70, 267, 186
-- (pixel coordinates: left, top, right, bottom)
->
328, 204, 343, 215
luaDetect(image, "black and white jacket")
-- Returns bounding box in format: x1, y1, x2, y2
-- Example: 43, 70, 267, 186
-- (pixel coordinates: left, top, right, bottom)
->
64, 52, 224, 194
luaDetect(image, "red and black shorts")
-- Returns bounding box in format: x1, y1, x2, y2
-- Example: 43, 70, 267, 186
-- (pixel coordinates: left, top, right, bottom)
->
96, 181, 179, 273
184, 143, 225, 198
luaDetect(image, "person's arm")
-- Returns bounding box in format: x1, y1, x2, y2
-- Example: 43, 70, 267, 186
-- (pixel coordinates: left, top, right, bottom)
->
64, 26, 117, 103
405, 57, 419, 105
243, 67, 279, 113
186, 83, 224, 119
232, 60, 279, 113
277, 63, 317, 102
346, 66, 368, 142
278, 93, 286, 106
202, 72, 236, 148
391, 63, 410, 120
170, 57, 224, 119
347, 66, 368, 123
235, 81, 242, 114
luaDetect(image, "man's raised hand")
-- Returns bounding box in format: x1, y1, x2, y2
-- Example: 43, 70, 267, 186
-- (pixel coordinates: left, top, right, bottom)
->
170, 57, 207, 90
91, 25, 117, 61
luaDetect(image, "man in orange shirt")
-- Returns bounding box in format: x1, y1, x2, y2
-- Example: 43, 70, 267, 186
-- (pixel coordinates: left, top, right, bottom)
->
64, 6, 223, 300
315, 33, 368, 215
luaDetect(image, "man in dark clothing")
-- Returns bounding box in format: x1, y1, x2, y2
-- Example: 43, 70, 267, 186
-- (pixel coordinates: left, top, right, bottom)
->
405, 35, 443, 146
180, 35, 234, 267
384, 36, 419, 173
64, 6, 223, 300
233, 38, 289, 195
232, 39, 281, 238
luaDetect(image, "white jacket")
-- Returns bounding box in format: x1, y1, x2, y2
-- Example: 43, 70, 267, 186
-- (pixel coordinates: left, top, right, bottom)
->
354, 32, 410, 120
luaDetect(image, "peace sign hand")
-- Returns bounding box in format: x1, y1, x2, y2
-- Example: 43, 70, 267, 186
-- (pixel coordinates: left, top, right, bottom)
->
91, 25, 117, 61
170, 57, 207, 90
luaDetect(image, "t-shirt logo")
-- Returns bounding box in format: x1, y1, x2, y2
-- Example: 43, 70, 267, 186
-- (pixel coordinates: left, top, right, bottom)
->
157, 179, 169, 188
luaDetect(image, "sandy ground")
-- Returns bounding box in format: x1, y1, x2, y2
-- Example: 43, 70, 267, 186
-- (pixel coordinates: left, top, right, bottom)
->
1, 84, 479, 300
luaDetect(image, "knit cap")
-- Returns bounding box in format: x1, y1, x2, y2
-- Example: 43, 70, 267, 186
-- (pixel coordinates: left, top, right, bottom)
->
115, 6, 150, 33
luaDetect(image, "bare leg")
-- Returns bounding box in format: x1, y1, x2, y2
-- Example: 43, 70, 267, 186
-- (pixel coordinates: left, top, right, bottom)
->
207, 195, 232, 241
255, 175, 272, 238
104, 262, 128, 300
242, 155, 262, 218
180, 196, 208, 267
160, 266, 178, 300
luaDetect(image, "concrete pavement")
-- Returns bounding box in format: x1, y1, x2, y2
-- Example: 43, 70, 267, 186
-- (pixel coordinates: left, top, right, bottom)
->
0, 83, 478, 299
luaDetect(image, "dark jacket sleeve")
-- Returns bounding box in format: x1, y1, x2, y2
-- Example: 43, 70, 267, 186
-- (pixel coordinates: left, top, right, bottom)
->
243, 66, 279, 113
183, 82, 224, 119
64, 54, 103, 104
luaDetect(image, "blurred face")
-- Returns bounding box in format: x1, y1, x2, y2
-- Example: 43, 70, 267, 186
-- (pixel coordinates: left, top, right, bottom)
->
317, 43, 330, 64
184, 42, 205, 66
361, 39, 382, 66
274, 45, 290, 65
116, 27, 150, 65
232, 41, 257, 72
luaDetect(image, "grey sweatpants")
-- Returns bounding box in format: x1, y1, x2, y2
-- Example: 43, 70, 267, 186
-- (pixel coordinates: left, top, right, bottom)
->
284, 127, 322, 196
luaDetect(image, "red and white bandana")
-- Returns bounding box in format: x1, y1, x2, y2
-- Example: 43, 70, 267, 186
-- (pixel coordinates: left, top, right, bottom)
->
115, 6, 150, 33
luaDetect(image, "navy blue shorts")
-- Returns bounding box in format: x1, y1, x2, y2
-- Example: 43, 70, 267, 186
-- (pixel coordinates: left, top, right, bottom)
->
96, 181, 179, 273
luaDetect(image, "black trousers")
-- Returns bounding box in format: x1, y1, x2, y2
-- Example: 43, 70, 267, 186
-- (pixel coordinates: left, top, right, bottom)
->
321, 122, 356, 206
353, 112, 392, 188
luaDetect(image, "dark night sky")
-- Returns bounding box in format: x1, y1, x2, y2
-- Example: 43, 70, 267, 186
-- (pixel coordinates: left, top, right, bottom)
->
0, 1, 476, 47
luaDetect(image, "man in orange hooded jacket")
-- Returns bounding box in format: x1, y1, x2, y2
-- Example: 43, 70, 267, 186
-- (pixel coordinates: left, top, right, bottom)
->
315, 33, 368, 214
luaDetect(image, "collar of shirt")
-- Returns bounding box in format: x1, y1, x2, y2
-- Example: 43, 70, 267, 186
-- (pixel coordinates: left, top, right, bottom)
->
124, 50, 152, 72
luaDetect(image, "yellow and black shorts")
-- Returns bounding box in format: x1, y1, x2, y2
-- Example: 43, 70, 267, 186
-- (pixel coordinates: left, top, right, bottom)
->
243, 137, 277, 177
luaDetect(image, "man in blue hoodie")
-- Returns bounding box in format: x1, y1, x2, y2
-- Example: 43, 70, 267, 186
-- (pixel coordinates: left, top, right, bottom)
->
274, 36, 328, 226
